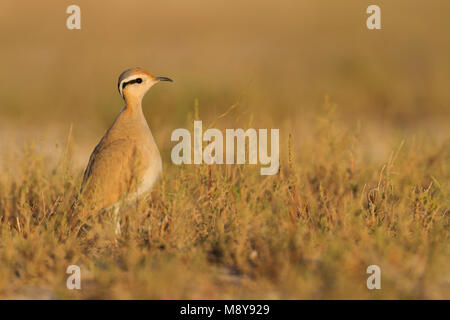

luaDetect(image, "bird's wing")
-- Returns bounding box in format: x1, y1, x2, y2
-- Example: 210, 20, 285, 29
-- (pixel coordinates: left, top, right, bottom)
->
79, 137, 149, 210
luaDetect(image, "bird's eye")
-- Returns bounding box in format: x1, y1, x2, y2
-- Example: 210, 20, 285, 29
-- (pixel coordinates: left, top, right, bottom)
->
121, 77, 143, 90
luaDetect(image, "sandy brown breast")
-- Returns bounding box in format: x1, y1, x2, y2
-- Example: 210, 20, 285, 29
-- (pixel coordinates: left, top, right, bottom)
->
78, 107, 162, 212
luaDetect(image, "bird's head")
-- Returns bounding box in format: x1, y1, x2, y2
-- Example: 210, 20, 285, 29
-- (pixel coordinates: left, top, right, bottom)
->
118, 67, 172, 101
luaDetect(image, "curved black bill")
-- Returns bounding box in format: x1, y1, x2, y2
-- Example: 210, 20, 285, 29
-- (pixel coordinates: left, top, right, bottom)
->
155, 76, 173, 82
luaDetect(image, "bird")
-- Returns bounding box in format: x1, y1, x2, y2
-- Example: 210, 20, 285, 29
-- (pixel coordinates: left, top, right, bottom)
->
72, 67, 172, 231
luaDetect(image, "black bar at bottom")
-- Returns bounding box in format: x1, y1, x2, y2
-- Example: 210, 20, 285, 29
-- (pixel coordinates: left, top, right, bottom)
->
0, 300, 442, 318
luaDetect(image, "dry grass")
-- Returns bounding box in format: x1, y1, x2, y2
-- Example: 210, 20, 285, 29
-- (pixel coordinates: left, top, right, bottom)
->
0, 1, 449, 299
0, 103, 448, 299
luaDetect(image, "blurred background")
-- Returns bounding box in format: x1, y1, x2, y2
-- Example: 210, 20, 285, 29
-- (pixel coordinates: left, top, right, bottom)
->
0, 0, 449, 170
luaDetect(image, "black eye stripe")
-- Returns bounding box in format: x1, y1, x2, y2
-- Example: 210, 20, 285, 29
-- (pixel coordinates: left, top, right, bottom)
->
121, 78, 143, 90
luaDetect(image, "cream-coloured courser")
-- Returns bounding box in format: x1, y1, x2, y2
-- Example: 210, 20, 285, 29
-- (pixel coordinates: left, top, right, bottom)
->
75, 67, 172, 216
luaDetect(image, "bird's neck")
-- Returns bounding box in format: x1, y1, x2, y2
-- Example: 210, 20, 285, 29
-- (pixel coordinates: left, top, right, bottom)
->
123, 95, 144, 116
